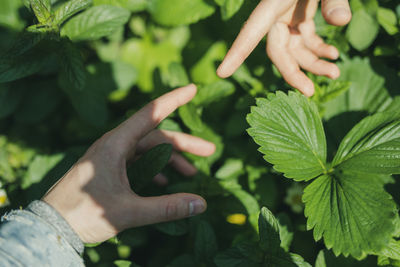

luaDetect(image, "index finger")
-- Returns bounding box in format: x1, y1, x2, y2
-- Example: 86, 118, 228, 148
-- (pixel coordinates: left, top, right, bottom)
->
111, 84, 197, 155
216, 0, 296, 78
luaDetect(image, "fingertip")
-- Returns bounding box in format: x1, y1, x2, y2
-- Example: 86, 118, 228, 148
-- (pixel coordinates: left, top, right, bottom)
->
170, 153, 198, 176
176, 84, 197, 103
301, 81, 315, 97
184, 165, 198, 177
329, 65, 340, 80
216, 63, 231, 79
184, 83, 197, 95
324, 8, 352, 26
328, 46, 339, 60
189, 197, 207, 216
153, 173, 169, 186
205, 142, 217, 156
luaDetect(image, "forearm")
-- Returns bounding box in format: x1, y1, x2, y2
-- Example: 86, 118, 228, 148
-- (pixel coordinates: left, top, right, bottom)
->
0, 201, 84, 267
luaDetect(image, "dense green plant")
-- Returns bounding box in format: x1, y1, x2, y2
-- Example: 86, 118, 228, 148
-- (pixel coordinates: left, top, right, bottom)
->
0, 0, 400, 266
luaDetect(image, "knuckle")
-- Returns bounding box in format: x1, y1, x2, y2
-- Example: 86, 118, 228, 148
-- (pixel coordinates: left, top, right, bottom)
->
164, 199, 179, 220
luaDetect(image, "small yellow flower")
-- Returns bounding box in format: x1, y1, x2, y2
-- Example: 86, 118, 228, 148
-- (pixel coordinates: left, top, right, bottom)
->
0, 195, 7, 205
0, 189, 9, 207
226, 213, 246, 225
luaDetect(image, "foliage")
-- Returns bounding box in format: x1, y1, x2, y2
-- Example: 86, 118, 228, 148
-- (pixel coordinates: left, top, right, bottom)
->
0, 0, 399, 266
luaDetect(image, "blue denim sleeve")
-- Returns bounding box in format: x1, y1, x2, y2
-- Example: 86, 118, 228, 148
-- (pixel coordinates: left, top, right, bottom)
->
0, 201, 85, 267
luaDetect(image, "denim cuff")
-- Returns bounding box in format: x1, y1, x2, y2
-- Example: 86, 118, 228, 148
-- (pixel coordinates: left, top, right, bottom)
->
26, 200, 84, 255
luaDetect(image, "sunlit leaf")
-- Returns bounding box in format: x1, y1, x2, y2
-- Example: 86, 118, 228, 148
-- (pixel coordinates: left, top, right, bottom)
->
54, 0, 92, 25
247, 91, 327, 181
333, 111, 400, 174
61, 5, 130, 41
303, 171, 397, 259
148, 0, 215, 26
346, 9, 379, 51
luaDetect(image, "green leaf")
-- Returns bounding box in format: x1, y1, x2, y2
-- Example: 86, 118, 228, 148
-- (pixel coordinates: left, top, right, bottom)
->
4, 31, 45, 58
113, 260, 140, 267
29, 0, 52, 24
377, 7, 398, 35
323, 57, 391, 120
187, 124, 224, 173
247, 91, 327, 181
303, 171, 397, 258
178, 103, 204, 132
221, 0, 244, 20
108, 61, 138, 101
215, 158, 244, 180
315, 249, 375, 267
192, 80, 235, 106
333, 112, 400, 174
310, 74, 350, 106
128, 144, 172, 190
167, 62, 189, 88
214, 243, 262, 267
378, 256, 400, 267
346, 9, 379, 51
0, 85, 23, 119
93, 0, 147, 12
194, 220, 218, 263
60, 71, 109, 127
167, 254, 196, 267
190, 41, 227, 84
219, 180, 260, 230
61, 5, 130, 41
276, 213, 294, 252
148, 0, 215, 26
54, 0, 92, 25
58, 39, 87, 90
0, 51, 48, 83
120, 36, 181, 92
315, 250, 327, 267
15, 81, 61, 124
265, 252, 311, 267
376, 239, 400, 261
0, 0, 25, 30
22, 154, 64, 189
154, 220, 188, 236
231, 65, 264, 96
258, 207, 281, 253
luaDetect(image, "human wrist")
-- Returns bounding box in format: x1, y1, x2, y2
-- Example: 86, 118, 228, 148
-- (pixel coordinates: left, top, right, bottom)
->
26, 200, 84, 255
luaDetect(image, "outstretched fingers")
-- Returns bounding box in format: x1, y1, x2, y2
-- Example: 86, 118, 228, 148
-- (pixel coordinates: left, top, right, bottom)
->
267, 23, 314, 96
136, 130, 216, 157
217, 0, 296, 78
289, 36, 340, 79
135, 129, 216, 176
110, 84, 197, 157
298, 20, 339, 60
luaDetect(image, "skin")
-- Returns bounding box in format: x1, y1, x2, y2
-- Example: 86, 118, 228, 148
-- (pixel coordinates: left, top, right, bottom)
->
43, 84, 216, 243
217, 0, 352, 97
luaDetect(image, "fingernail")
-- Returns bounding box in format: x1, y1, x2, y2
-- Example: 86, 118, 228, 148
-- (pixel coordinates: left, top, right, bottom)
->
330, 66, 340, 80
189, 199, 206, 216
302, 83, 315, 98
330, 47, 339, 60
328, 7, 348, 17
327, 8, 352, 25
216, 63, 229, 78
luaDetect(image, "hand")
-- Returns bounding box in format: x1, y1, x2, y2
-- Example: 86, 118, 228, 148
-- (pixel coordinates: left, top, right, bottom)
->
217, 0, 352, 96
42, 84, 216, 243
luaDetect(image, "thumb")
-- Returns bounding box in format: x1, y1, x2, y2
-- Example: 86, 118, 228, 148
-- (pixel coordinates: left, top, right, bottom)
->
321, 0, 352, 26
128, 193, 207, 227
